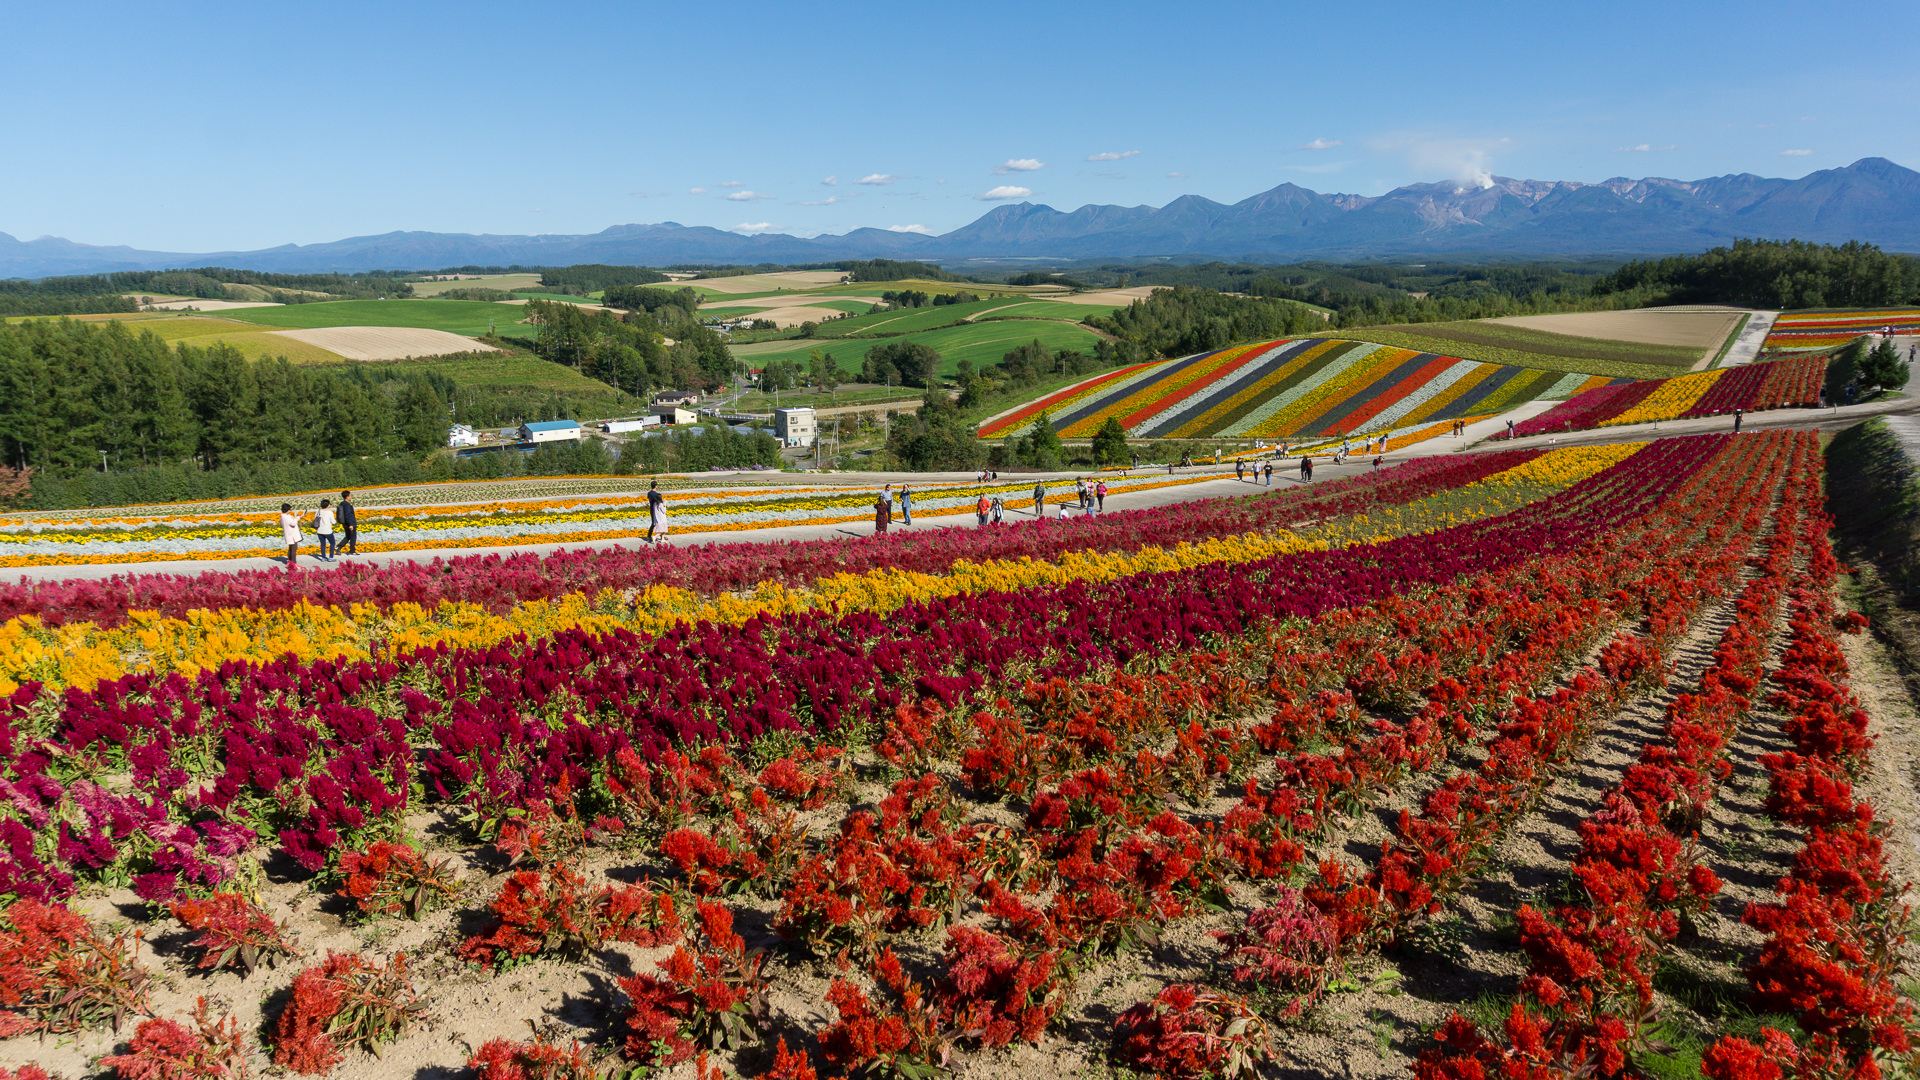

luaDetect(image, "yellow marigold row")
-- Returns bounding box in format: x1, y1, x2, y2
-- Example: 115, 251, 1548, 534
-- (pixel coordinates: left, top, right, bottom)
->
0, 526, 1333, 696
1606, 370, 1725, 427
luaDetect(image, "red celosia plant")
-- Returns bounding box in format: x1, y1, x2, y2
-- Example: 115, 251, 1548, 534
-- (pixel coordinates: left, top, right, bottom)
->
619, 900, 770, 1066
0, 1066, 54, 1080
270, 952, 425, 1075
168, 892, 301, 976
1111, 983, 1272, 1080
336, 840, 458, 921
754, 1036, 821, 1080
934, 926, 1070, 1048
466, 1034, 599, 1080
458, 864, 680, 969
0, 897, 151, 1037
1211, 889, 1340, 1018
99, 996, 250, 1080
817, 947, 953, 1079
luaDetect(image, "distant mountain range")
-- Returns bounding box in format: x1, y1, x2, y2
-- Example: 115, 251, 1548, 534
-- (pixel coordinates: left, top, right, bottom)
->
5, 158, 1917, 278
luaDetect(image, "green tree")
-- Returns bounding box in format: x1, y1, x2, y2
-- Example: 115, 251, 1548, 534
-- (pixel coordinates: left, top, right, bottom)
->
886, 388, 985, 471
1859, 338, 1912, 392
1091, 416, 1129, 465
1022, 408, 1063, 469
395, 375, 448, 454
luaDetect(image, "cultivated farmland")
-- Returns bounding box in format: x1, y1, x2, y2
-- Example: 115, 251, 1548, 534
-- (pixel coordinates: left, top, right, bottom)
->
217, 298, 537, 338
1, 426, 1913, 1080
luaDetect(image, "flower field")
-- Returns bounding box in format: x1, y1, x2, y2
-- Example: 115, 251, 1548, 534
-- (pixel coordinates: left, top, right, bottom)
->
1505, 354, 1826, 438
977, 337, 1621, 441
0, 473, 1212, 569
0, 429, 1911, 1080
1761, 308, 1920, 352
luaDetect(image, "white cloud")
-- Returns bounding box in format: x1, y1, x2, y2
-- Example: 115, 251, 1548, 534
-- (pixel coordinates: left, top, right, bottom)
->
887, 224, 934, 234
1779, 148, 1814, 156
730, 222, 777, 233
821, 175, 839, 186
801, 196, 840, 206
1616, 143, 1676, 152
975, 185, 1033, 201
1166, 172, 1187, 178
1293, 138, 1342, 151
1086, 150, 1141, 162
726, 190, 774, 201
718, 180, 745, 188
855, 173, 895, 185
689, 187, 708, 194
993, 158, 1046, 174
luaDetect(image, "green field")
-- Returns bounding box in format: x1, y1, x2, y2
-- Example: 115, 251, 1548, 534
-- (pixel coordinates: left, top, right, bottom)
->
409, 273, 544, 296
979, 301, 1119, 322
1310, 322, 1698, 381
216, 299, 536, 338
733, 319, 1104, 378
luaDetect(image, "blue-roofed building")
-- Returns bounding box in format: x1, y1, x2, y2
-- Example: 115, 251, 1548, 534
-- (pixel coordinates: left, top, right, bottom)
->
518, 420, 582, 444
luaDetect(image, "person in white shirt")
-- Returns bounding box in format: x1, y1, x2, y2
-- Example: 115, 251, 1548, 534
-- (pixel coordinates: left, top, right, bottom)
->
314, 499, 337, 562
279, 503, 302, 569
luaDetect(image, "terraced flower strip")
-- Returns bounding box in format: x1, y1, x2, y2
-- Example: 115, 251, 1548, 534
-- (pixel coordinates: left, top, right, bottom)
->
0, 433, 1820, 1080
975, 358, 1169, 438
1761, 307, 1919, 351
0, 446, 1634, 695
1412, 432, 1814, 1079
0, 474, 1230, 568
1510, 355, 1826, 438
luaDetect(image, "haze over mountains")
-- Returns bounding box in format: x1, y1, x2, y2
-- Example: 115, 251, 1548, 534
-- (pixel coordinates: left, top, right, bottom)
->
5, 158, 1916, 278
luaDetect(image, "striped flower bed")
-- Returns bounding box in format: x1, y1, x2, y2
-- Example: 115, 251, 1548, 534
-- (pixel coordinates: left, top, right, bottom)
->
1760, 307, 1920, 351
1509, 355, 1825, 437
1000, 337, 1609, 444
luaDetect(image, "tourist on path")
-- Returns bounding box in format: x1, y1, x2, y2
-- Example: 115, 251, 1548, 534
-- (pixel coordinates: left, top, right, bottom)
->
899, 484, 914, 525
991, 495, 1005, 525
314, 499, 337, 562
1263, 461, 1273, 486
1236, 460, 1245, 482
1096, 480, 1107, 512
1299, 455, 1313, 482
646, 480, 667, 544
873, 492, 892, 534
338, 491, 357, 555
1032, 481, 1047, 517
1734, 408, 1743, 433
976, 493, 991, 526
279, 503, 303, 569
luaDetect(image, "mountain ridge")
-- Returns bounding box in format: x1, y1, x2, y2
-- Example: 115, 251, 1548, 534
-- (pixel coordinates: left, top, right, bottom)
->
4, 158, 1915, 278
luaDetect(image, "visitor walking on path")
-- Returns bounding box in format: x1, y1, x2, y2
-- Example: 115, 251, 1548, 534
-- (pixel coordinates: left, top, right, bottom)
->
976, 493, 991, 526
314, 499, 337, 562
1734, 408, 1743, 433
1236, 460, 1245, 482
873, 491, 892, 534
1032, 481, 1047, 517
1096, 480, 1107, 512
338, 491, 357, 555
991, 495, 1005, 524
646, 481, 667, 544
1263, 461, 1273, 486
279, 503, 303, 569
899, 485, 913, 525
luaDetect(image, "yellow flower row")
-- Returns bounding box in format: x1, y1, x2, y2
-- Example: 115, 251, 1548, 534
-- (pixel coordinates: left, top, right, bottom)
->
1606, 370, 1726, 427
0, 444, 1630, 695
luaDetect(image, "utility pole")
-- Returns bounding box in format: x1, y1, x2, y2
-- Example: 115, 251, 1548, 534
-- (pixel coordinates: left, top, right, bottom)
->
99, 451, 108, 473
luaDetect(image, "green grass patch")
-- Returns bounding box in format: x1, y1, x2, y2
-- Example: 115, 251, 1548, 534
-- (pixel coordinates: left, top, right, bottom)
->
733, 319, 1104, 379
215, 299, 537, 338
1322, 320, 1701, 370
409, 273, 543, 296
979, 301, 1120, 322
1309, 326, 1680, 380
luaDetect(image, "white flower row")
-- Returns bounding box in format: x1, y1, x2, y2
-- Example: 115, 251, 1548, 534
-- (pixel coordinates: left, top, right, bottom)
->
1132, 342, 1300, 437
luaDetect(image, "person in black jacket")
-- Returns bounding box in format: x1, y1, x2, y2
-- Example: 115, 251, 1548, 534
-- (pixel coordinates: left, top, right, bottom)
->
338, 491, 358, 555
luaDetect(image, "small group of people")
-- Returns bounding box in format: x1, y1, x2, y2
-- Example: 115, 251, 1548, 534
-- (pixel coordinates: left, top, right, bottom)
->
1234, 459, 1276, 485
975, 492, 1007, 526
1298, 454, 1315, 482
277, 491, 357, 569
873, 483, 916, 533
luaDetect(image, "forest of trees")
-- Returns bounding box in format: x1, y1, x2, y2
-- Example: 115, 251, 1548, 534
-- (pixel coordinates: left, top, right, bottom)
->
0, 267, 416, 315
523, 298, 733, 395
537, 265, 669, 294
1087, 285, 1327, 359
841, 259, 966, 283
601, 285, 701, 315
1592, 239, 1920, 310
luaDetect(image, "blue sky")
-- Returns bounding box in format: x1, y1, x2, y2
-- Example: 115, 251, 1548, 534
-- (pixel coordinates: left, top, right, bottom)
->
4, 0, 1914, 252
